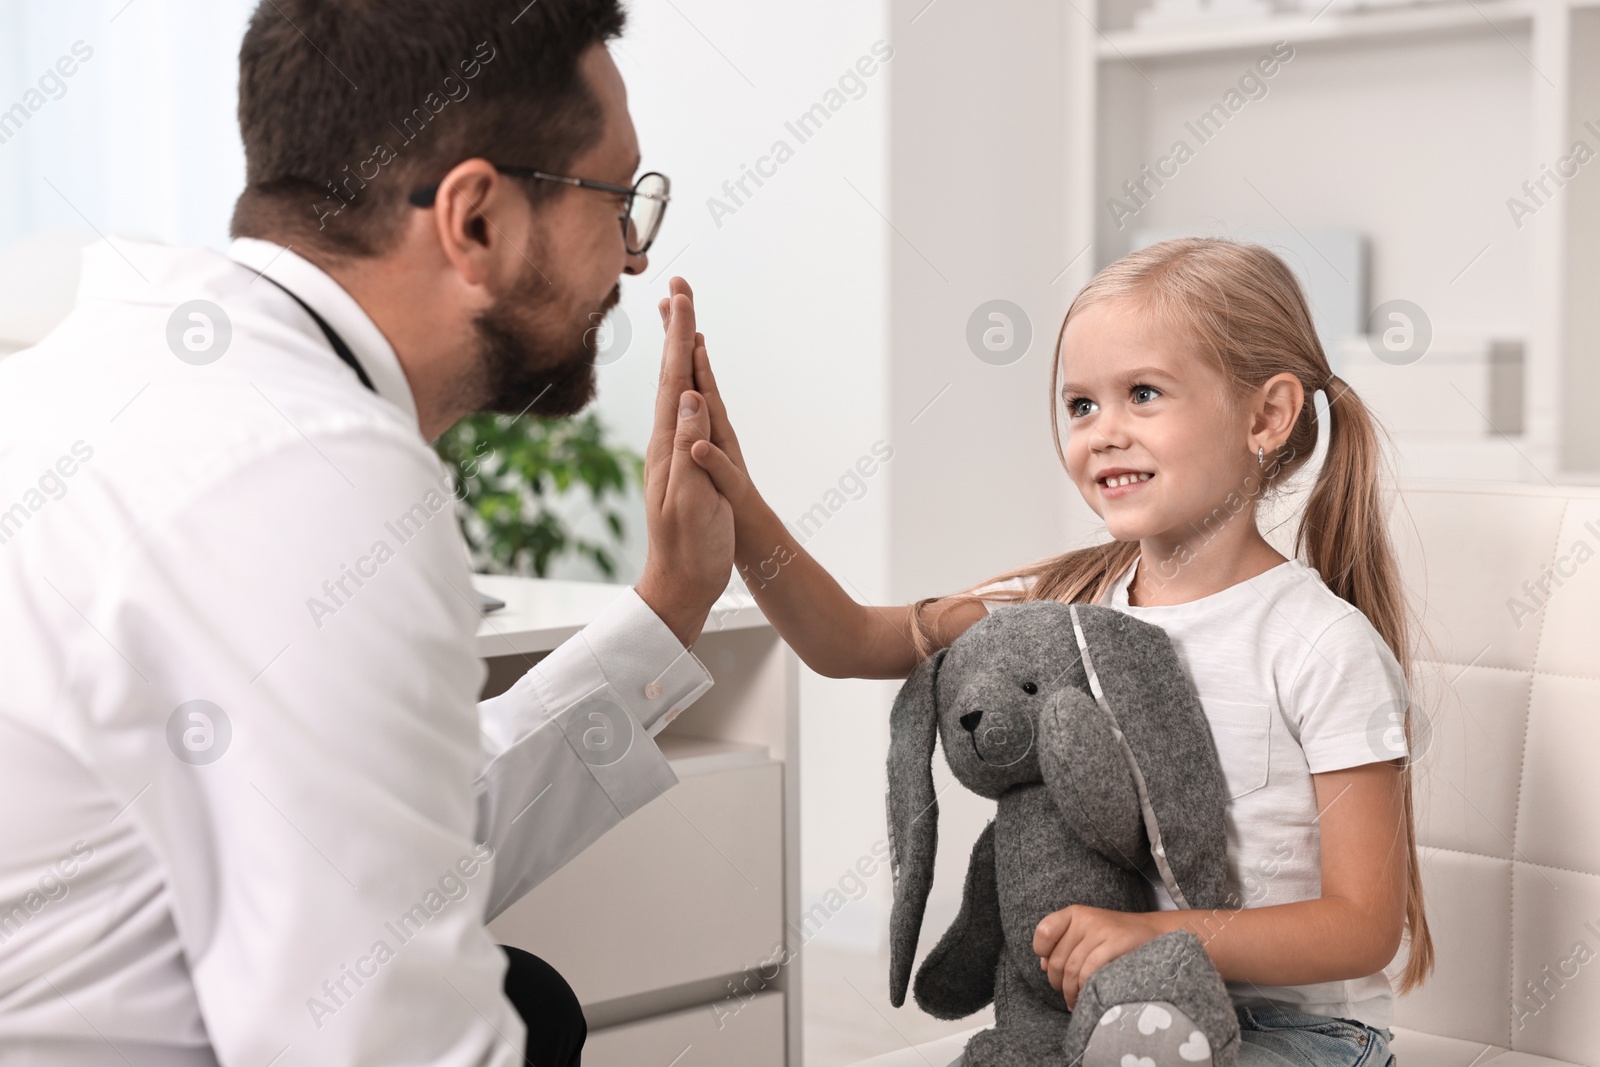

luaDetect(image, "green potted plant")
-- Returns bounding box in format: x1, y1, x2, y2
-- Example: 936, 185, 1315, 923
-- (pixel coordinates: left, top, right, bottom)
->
434, 411, 644, 579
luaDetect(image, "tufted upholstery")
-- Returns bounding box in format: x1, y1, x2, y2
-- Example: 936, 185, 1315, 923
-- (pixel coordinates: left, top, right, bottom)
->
1377, 480, 1600, 1066
853, 480, 1600, 1067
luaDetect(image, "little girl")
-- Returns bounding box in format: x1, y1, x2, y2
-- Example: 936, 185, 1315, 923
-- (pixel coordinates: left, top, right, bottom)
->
675, 237, 1431, 1066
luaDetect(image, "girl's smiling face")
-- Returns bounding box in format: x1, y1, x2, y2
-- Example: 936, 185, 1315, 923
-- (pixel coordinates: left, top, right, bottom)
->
1058, 299, 1257, 545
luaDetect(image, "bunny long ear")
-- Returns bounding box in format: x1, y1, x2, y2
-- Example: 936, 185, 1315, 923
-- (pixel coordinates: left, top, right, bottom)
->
886, 647, 947, 1008
1068, 605, 1231, 911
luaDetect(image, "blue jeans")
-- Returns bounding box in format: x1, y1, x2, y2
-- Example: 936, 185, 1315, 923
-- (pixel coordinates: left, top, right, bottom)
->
1237, 1005, 1395, 1067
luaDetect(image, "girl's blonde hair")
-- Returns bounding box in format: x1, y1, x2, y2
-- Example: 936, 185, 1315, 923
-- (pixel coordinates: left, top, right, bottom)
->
912, 236, 1433, 994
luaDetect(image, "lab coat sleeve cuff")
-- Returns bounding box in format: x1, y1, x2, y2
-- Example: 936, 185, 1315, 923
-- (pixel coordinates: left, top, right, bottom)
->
570, 586, 716, 737
479, 588, 715, 759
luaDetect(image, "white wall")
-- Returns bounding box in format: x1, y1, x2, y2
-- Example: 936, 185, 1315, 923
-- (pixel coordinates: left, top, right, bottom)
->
591, 1, 898, 949
877, 0, 1099, 948
0, 0, 253, 250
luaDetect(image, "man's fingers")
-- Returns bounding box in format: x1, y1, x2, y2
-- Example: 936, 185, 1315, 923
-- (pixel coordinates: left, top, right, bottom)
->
673, 389, 709, 461
650, 292, 697, 465
665, 292, 696, 378
666, 390, 716, 511
645, 279, 701, 514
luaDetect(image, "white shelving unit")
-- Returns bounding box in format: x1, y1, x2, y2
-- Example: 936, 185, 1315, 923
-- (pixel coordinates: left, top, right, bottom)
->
1098, 0, 1534, 58
471, 576, 801, 1067
1063, 0, 1600, 483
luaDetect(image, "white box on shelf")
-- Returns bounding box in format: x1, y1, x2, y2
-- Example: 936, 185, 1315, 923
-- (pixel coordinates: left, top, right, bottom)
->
1338, 335, 1523, 440
1136, 228, 1366, 362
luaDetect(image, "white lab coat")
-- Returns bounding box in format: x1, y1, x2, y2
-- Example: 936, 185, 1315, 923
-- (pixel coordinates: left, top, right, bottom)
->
0, 238, 713, 1065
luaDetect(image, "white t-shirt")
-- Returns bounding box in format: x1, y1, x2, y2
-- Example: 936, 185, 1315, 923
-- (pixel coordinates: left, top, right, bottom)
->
977, 555, 1409, 1027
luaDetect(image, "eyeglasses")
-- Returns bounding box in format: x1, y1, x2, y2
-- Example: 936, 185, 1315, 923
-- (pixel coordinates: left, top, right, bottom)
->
408, 165, 671, 255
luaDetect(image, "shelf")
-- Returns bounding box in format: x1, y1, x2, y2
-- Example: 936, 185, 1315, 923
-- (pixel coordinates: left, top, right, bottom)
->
1076, 0, 1600, 481
1096, 0, 1533, 60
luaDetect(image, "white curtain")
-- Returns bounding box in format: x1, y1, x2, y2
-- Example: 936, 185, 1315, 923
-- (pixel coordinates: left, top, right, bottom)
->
0, 0, 256, 252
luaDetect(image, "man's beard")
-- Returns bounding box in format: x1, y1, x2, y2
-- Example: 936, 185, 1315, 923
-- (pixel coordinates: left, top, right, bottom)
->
469, 258, 620, 420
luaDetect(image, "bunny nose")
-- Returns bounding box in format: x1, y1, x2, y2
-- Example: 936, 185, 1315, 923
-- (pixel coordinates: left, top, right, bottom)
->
959, 710, 983, 733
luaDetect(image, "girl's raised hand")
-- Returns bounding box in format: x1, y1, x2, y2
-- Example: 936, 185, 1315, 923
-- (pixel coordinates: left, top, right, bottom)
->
651, 278, 917, 680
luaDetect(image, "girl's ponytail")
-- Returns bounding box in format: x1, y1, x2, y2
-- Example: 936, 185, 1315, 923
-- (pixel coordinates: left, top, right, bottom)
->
1298, 372, 1435, 995
1298, 374, 1406, 654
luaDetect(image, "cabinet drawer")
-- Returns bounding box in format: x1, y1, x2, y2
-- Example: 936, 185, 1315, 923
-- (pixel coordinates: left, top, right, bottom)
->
585, 990, 785, 1067
489, 760, 785, 1005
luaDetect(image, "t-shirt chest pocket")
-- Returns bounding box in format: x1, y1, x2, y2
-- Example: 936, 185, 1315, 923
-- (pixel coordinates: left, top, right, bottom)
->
1202, 698, 1272, 800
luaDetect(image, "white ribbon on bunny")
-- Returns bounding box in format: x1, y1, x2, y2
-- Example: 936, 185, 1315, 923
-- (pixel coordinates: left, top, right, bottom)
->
1068, 603, 1195, 911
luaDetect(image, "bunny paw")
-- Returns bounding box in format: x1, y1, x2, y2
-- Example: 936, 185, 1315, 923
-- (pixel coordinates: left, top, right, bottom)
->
1081, 1001, 1212, 1067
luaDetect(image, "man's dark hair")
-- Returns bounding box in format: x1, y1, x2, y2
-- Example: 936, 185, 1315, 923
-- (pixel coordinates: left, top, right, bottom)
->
231, 0, 625, 258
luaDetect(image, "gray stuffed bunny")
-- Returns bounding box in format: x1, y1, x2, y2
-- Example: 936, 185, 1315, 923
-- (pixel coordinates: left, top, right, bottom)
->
886, 600, 1241, 1066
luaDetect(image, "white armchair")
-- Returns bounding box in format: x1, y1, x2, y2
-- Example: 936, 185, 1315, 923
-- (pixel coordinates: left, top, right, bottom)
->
854, 479, 1600, 1067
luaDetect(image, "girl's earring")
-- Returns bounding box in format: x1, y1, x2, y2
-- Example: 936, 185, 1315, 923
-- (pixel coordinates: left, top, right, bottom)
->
1257, 445, 1266, 467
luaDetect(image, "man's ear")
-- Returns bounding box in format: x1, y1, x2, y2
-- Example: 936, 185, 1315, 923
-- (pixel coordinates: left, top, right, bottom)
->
428, 158, 520, 289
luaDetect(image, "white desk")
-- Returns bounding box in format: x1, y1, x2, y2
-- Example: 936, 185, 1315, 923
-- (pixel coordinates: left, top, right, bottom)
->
471, 576, 801, 1067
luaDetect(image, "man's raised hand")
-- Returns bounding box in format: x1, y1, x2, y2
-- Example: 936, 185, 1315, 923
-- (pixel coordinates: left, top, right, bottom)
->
634, 277, 734, 647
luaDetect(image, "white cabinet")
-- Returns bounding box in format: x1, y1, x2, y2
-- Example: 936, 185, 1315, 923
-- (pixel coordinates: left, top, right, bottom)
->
471, 576, 801, 1066
489, 759, 785, 1005
586, 991, 786, 1067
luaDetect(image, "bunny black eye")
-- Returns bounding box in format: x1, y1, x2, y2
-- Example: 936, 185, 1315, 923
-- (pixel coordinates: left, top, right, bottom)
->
1021, 681, 1038, 695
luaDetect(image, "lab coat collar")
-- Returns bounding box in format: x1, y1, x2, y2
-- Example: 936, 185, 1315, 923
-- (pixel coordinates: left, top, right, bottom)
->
227, 237, 420, 432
